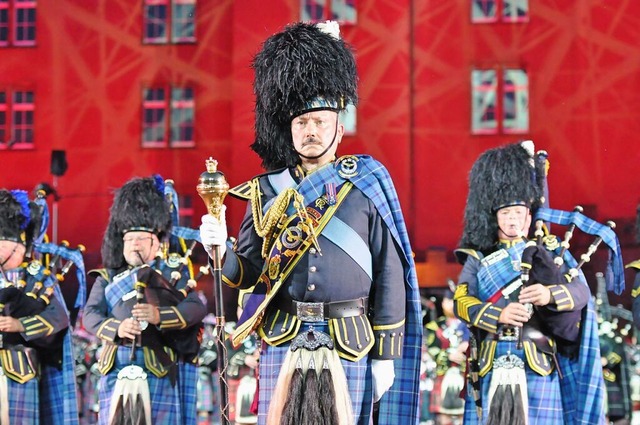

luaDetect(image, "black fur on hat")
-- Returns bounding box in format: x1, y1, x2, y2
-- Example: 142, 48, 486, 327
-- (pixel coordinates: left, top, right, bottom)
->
251, 21, 358, 170
101, 175, 172, 270
459, 141, 546, 253
0, 189, 42, 253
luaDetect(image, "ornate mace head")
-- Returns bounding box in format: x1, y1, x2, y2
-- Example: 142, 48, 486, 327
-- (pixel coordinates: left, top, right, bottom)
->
196, 157, 229, 220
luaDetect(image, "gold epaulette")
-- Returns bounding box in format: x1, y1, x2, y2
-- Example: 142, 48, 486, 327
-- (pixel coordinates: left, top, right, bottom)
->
625, 259, 640, 270
228, 180, 256, 201
88, 268, 109, 280
454, 248, 480, 264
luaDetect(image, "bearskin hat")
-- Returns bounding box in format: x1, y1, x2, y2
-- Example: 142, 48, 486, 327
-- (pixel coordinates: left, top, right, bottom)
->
101, 175, 172, 270
0, 189, 43, 253
459, 141, 548, 253
251, 21, 359, 170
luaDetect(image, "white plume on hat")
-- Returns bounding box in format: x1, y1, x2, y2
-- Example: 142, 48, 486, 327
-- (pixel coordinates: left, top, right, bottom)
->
316, 20, 341, 39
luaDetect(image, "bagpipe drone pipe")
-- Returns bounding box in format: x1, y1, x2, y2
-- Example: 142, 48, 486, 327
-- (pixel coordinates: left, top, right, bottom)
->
517, 206, 624, 354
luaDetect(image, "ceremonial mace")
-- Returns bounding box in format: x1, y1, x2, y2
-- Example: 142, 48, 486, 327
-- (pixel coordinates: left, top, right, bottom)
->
197, 158, 230, 425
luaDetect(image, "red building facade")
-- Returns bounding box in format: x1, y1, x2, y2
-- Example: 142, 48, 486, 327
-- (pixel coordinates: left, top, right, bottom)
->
1, 1, 639, 290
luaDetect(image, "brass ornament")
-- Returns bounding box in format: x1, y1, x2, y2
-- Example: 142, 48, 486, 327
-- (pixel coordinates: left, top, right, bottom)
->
196, 158, 229, 220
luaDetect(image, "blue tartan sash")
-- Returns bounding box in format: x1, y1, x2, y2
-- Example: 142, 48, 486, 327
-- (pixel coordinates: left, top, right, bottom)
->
104, 268, 139, 312
476, 245, 524, 302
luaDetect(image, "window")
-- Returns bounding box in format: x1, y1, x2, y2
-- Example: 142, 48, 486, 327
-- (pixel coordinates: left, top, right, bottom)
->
0, 0, 37, 47
0, 89, 35, 150
471, 68, 528, 135
341, 103, 357, 136
170, 87, 194, 147
143, 0, 196, 44
301, 0, 357, 25
142, 85, 195, 148
502, 69, 529, 134
471, 0, 528, 23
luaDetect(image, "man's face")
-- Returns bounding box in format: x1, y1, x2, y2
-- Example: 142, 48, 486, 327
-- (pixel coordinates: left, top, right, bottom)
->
0, 240, 26, 270
496, 205, 531, 240
122, 231, 160, 267
291, 110, 344, 168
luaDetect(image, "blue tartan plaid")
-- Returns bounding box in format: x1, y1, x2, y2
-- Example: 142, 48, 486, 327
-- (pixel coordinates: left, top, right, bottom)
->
34, 241, 87, 308
97, 347, 182, 425
39, 285, 80, 424
348, 156, 422, 425
257, 322, 372, 425
535, 207, 625, 295
178, 361, 198, 425
558, 298, 607, 425
6, 376, 40, 424
293, 155, 422, 424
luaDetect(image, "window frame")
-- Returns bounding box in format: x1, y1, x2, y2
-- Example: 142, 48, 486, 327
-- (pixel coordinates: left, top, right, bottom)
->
142, 85, 195, 149
0, 0, 37, 47
143, 0, 196, 45
300, 0, 357, 26
471, 0, 528, 24
471, 67, 529, 136
0, 88, 35, 150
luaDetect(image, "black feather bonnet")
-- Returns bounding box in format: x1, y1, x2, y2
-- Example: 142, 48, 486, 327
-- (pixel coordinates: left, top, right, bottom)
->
0, 189, 43, 252
251, 21, 359, 170
459, 141, 548, 252
101, 175, 172, 270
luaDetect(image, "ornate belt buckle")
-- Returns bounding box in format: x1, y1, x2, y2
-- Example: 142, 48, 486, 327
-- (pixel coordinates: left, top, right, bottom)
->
296, 302, 324, 322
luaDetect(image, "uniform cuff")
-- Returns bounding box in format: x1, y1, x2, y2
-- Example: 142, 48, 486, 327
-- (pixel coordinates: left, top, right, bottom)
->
548, 284, 575, 311
473, 304, 502, 333
96, 318, 121, 342
371, 321, 404, 359
20, 315, 55, 339
158, 306, 187, 330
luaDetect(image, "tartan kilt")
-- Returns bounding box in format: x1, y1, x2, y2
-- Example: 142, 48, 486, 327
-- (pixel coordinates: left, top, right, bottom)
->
463, 339, 563, 424
97, 346, 181, 425
4, 374, 40, 424
256, 321, 372, 425
178, 361, 198, 425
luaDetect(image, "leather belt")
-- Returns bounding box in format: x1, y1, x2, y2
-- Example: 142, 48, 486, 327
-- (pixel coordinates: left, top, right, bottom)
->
496, 326, 519, 341
272, 295, 368, 322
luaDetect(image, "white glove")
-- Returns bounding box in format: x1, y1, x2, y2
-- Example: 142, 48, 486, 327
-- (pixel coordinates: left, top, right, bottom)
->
371, 359, 395, 402
199, 205, 228, 260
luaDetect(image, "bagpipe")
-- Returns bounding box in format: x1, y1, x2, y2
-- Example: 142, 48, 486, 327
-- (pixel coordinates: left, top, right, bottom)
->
127, 179, 210, 362
130, 255, 210, 362
517, 206, 624, 350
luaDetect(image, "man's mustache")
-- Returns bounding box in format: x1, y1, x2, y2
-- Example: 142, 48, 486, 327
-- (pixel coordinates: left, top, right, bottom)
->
302, 137, 321, 146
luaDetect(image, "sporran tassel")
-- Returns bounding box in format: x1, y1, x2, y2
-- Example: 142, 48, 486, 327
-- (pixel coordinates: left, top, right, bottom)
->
299, 357, 322, 425
319, 355, 340, 425
486, 385, 506, 424
279, 355, 304, 425
266, 328, 354, 425
108, 365, 151, 425
511, 384, 526, 425
486, 354, 528, 425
